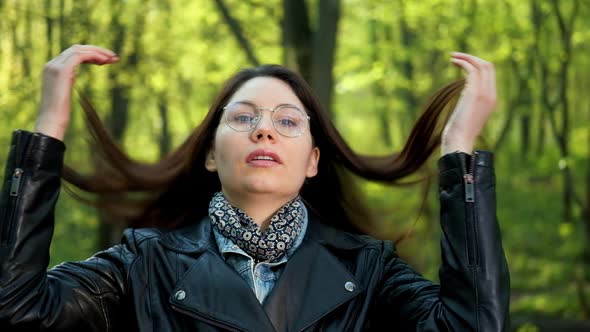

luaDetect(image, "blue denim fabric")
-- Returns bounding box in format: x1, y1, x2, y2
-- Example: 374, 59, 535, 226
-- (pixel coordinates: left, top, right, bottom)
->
212, 205, 308, 304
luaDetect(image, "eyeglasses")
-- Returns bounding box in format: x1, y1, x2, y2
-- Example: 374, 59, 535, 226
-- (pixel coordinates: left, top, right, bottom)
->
223, 101, 310, 138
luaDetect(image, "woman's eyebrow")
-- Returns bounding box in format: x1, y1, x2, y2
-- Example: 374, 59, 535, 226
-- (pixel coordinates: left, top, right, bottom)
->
274, 103, 300, 108
234, 100, 301, 109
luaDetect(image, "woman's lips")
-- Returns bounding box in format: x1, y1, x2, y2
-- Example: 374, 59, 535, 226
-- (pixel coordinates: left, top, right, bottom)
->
246, 149, 282, 167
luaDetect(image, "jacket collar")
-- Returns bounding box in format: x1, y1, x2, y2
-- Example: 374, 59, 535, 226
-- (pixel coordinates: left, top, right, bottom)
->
161, 214, 367, 331
158, 213, 367, 254
158, 216, 216, 254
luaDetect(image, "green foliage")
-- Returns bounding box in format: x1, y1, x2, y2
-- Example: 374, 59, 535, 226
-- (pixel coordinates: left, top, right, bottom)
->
516, 323, 540, 332
1, 0, 589, 323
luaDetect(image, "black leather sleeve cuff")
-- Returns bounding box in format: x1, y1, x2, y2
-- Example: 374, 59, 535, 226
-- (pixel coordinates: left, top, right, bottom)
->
437, 150, 494, 173
10, 130, 66, 172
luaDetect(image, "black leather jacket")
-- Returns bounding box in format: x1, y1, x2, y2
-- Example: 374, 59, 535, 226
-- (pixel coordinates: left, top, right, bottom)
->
0, 130, 510, 331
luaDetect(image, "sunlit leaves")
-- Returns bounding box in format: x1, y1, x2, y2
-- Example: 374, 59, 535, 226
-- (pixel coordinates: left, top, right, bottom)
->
1, 0, 590, 323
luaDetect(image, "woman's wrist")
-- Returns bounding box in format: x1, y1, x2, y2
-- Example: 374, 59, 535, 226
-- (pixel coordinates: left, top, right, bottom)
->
34, 119, 67, 142
441, 137, 474, 156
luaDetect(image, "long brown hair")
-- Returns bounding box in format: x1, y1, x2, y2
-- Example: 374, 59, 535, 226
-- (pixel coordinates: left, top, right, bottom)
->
63, 65, 464, 234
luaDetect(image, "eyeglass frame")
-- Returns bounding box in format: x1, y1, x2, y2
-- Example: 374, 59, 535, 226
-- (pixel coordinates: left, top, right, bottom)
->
222, 100, 311, 138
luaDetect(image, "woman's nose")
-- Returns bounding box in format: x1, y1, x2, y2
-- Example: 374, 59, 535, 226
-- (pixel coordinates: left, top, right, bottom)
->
251, 112, 276, 142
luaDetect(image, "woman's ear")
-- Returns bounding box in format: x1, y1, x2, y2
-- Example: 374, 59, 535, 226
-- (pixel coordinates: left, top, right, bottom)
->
205, 148, 217, 172
305, 147, 320, 178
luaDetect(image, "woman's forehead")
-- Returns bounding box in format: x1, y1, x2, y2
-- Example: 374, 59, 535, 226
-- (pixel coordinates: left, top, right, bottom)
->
228, 77, 304, 109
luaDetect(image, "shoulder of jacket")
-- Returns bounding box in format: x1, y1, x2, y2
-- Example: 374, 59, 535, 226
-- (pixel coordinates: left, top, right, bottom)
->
322, 228, 389, 253
352, 233, 387, 250
309, 214, 393, 254
121, 227, 165, 250
340, 232, 398, 258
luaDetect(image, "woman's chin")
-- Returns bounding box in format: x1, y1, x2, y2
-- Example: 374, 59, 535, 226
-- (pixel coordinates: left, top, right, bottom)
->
239, 180, 296, 197
243, 183, 284, 195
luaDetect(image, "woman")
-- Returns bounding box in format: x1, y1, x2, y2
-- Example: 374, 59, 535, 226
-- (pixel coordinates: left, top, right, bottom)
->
0, 45, 509, 331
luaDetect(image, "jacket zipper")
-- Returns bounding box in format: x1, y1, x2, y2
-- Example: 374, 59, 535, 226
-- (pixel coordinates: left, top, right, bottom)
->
459, 152, 479, 266
171, 304, 245, 332
1, 132, 32, 245
0, 168, 24, 244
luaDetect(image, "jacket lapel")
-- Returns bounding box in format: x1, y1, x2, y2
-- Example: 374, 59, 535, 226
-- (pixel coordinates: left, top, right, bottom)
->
263, 217, 364, 332
161, 215, 366, 332
162, 218, 276, 331
169, 250, 276, 332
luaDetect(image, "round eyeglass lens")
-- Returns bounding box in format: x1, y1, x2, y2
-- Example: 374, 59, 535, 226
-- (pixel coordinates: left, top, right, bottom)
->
271, 106, 308, 137
225, 102, 308, 137
225, 103, 258, 132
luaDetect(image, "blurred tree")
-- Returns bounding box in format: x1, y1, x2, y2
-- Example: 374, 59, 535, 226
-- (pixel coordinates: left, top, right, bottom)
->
96, 0, 148, 248
0, 0, 589, 326
535, 0, 580, 223
282, 0, 340, 115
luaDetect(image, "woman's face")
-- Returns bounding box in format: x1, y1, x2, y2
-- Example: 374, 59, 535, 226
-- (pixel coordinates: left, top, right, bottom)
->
205, 76, 320, 201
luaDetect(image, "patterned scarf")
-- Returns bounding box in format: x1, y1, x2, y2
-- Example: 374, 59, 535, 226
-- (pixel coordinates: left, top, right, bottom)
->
208, 191, 305, 262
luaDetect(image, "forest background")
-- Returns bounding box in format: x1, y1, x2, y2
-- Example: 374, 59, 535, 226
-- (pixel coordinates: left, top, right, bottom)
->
1, 0, 589, 331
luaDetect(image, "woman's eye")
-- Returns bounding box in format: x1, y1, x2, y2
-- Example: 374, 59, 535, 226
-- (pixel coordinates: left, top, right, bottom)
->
276, 118, 297, 127
234, 114, 255, 123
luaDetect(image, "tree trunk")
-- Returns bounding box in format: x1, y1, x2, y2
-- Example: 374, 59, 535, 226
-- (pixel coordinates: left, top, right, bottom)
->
159, 98, 171, 158
397, 0, 417, 120
520, 115, 530, 156
213, 0, 260, 66
456, 0, 477, 52
369, 15, 392, 148
282, 0, 312, 81
97, 1, 146, 249
550, 0, 578, 222
586, 100, 590, 264
310, 0, 340, 116
9, 8, 18, 78
45, 0, 54, 61
531, 0, 545, 156
59, 0, 67, 50
21, 1, 32, 78
98, 25, 128, 248
282, 0, 340, 115
533, 0, 578, 223
581, 123, 590, 316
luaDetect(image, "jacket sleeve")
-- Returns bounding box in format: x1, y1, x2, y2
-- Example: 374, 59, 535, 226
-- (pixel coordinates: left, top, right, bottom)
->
376, 151, 510, 331
0, 130, 136, 331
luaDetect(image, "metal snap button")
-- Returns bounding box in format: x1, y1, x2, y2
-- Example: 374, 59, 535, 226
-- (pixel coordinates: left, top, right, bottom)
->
175, 290, 186, 301
344, 281, 356, 292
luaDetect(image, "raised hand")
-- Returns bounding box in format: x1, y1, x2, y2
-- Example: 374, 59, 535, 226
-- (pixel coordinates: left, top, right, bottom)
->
441, 52, 497, 155
35, 45, 119, 141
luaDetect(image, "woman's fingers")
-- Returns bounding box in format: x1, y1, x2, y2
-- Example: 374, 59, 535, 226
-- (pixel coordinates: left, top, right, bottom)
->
53, 44, 117, 60
36, 44, 118, 141
451, 52, 496, 106
450, 57, 478, 75
48, 45, 118, 68
63, 50, 118, 66
450, 52, 489, 70
441, 52, 497, 155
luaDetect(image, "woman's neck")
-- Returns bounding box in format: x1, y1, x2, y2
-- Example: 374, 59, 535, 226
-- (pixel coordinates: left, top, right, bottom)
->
221, 190, 297, 230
